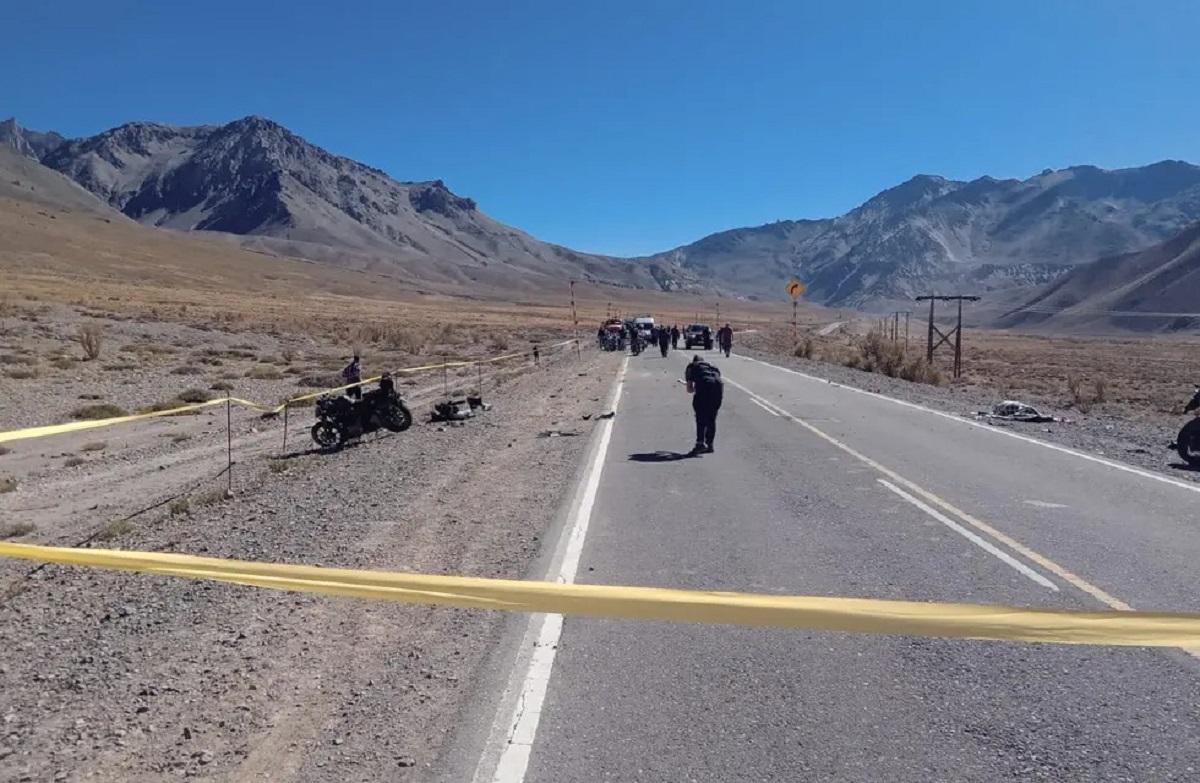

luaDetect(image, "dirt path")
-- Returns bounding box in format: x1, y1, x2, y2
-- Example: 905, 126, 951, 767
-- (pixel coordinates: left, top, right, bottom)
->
0, 348, 622, 782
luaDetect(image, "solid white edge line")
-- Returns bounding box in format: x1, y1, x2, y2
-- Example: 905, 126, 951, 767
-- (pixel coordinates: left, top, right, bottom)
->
734, 354, 1200, 495
877, 479, 1059, 591
487, 357, 627, 783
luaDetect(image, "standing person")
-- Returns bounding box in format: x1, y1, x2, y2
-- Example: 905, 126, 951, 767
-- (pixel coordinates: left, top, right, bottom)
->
717, 323, 733, 357
342, 353, 362, 400
671, 324, 680, 350
658, 325, 670, 357
684, 355, 724, 456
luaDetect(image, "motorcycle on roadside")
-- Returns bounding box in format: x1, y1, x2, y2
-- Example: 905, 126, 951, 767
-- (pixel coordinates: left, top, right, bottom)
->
1170, 385, 1200, 467
311, 384, 413, 451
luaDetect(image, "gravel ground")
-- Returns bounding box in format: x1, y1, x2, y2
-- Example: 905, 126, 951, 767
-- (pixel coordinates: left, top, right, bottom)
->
736, 335, 1199, 485
0, 346, 621, 783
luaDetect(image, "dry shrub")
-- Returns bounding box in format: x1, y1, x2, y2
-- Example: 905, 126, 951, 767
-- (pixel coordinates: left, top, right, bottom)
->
70, 403, 127, 420
176, 388, 213, 403
0, 353, 36, 365
793, 337, 815, 359
96, 519, 133, 541
4, 368, 37, 380
64, 456, 86, 467
899, 356, 942, 385
281, 346, 298, 363
77, 323, 104, 360
171, 365, 204, 375
854, 330, 906, 377
103, 362, 139, 371
211, 380, 235, 391
0, 478, 17, 494
1094, 376, 1108, 404
80, 441, 107, 452
838, 329, 942, 386
168, 497, 190, 516
297, 373, 340, 388
0, 520, 34, 538
489, 334, 510, 352
50, 356, 77, 370
1067, 373, 1083, 404
0, 445, 10, 456
246, 366, 284, 380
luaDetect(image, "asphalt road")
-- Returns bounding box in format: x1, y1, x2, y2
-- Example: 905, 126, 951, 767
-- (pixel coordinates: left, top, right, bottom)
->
480, 350, 1200, 783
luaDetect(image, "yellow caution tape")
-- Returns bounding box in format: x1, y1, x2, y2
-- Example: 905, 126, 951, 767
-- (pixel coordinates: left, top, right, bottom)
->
0, 340, 580, 444
0, 399, 230, 444
2, 541, 1199, 647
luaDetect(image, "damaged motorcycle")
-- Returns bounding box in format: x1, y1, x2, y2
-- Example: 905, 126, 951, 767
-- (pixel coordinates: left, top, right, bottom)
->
1171, 385, 1200, 467
310, 386, 413, 450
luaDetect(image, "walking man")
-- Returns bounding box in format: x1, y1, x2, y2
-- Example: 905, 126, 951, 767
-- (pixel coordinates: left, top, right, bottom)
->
685, 354, 724, 456
717, 323, 733, 358
670, 324, 680, 350
658, 326, 670, 357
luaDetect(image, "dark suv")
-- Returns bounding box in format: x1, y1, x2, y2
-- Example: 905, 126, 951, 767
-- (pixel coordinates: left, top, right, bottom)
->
685, 324, 713, 350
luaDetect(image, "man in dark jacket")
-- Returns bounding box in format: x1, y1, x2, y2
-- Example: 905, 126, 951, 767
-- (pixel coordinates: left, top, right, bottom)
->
717, 324, 733, 357
670, 325, 681, 350
684, 355, 724, 456
342, 354, 362, 400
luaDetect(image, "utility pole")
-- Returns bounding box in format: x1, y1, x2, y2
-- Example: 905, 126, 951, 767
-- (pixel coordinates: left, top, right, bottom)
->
716, 301, 721, 325
914, 295, 980, 378
889, 311, 912, 345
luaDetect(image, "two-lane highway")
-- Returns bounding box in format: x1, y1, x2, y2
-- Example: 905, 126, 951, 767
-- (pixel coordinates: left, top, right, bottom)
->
474, 350, 1200, 783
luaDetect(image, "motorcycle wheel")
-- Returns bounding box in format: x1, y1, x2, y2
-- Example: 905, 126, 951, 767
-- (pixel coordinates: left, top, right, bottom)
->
1177, 418, 1200, 467
311, 420, 344, 451
382, 402, 414, 433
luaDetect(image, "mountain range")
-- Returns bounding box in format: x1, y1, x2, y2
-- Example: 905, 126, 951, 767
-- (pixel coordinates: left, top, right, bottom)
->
997, 219, 1200, 332
4, 114, 1200, 322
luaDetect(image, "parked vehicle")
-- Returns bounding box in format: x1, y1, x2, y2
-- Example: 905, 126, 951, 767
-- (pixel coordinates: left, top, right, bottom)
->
311, 387, 413, 450
685, 323, 713, 350
1171, 385, 1200, 467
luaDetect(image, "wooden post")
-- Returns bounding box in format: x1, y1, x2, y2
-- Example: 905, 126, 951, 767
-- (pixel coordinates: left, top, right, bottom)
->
954, 297, 964, 378
925, 298, 936, 363
282, 403, 289, 453
792, 300, 798, 344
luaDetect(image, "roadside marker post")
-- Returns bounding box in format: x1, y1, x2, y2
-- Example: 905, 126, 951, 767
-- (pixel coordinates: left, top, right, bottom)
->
225, 393, 233, 495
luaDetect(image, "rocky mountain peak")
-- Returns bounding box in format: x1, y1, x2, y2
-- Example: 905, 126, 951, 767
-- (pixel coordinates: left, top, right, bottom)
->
0, 118, 66, 161
409, 179, 477, 217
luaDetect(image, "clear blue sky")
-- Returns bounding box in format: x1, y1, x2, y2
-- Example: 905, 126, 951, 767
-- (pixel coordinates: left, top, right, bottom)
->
4, 0, 1198, 256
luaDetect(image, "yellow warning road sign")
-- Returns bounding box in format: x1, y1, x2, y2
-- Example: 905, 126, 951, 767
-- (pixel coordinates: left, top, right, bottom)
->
786, 279, 804, 300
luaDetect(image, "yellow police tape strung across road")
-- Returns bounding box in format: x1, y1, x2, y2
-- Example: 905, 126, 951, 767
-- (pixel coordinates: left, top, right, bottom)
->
4, 541, 1200, 647
0, 339, 579, 445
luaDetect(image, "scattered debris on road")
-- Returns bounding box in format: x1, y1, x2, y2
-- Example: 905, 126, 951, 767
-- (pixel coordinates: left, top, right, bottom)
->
977, 400, 1060, 424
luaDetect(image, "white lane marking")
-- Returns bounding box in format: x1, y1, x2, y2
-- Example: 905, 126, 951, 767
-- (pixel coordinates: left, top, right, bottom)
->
488, 358, 628, 783
1024, 500, 1069, 509
749, 398, 781, 417
878, 479, 1058, 590
725, 377, 1139, 611
734, 354, 1200, 495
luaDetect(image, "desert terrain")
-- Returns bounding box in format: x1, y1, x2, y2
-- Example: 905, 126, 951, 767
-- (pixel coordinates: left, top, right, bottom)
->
2, 163, 1199, 782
